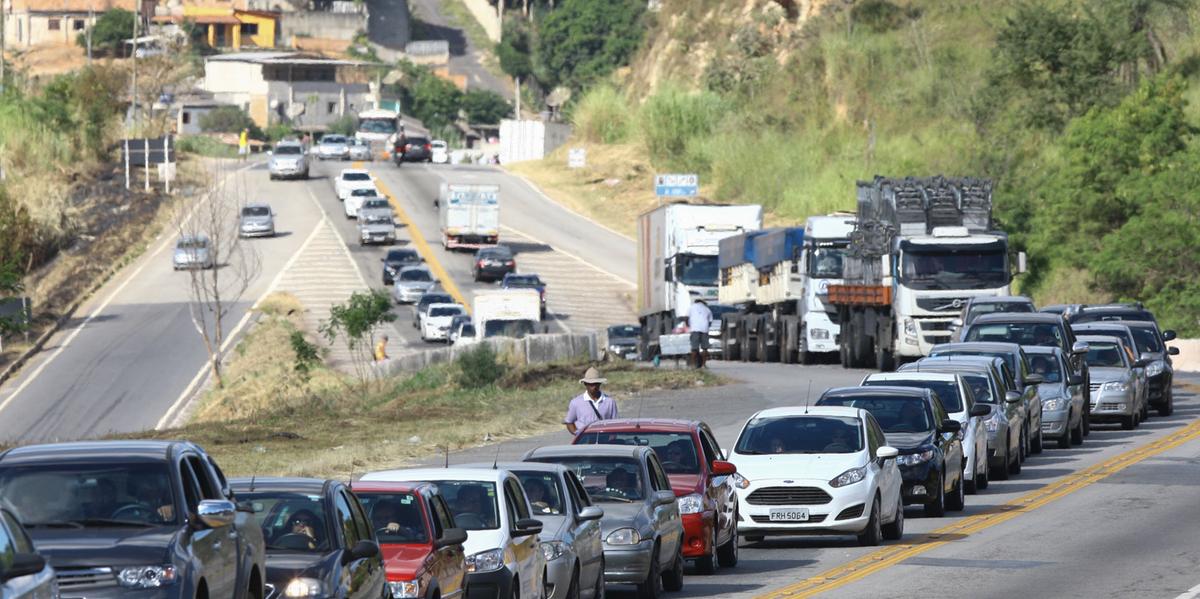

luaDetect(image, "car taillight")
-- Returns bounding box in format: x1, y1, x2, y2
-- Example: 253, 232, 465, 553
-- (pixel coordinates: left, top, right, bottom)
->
477, 260, 485, 268
507, 260, 515, 267
424, 144, 431, 150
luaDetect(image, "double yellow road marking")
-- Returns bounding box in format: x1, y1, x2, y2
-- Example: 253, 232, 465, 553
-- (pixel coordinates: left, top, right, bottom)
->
757, 417, 1200, 598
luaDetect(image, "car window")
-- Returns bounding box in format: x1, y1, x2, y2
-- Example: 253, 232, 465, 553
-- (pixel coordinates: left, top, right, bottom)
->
734, 415, 865, 454
400, 269, 432, 282
242, 206, 270, 217
342, 172, 371, 181
608, 325, 640, 338
186, 456, 222, 500
430, 495, 455, 537
206, 457, 230, 497
863, 378, 963, 413
239, 491, 330, 551
865, 414, 885, 455
1027, 353, 1063, 383
513, 471, 565, 516
0, 516, 13, 572
344, 490, 373, 543
968, 301, 1033, 321
965, 322, 1065, 348
565, 472, 592, 509
815, 396, 933, 434
647, 455, 671, 492
505, 478, 532, 523
959, 374, 995, 403
1, 511, 32, 554
430, 306, 462, 317
333, 490, 359, 548
0, 462, 178, 527
697, 432, 718, 466
1085, 342, 1125, 367
1125, 327, 1163, 353
531, 456, 645, 502
574, 431, 701, 474
432, 481, 499, 530
274, 145, 302, 155
179, 460, 203, 513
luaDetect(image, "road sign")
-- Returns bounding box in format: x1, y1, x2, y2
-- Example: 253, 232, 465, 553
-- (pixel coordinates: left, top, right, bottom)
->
655, 173, 698, 197
568, 147, 586, 169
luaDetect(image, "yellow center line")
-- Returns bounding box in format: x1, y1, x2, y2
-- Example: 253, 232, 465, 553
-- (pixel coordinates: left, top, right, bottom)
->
757, 417, 1200, 598
355, 163, 471, 315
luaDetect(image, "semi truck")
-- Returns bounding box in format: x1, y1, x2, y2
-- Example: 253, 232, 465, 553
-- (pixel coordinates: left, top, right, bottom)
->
718, 213, 855, 364
355, 108, 401, 158
473, 289, 542, 340
438, 183, 500, 250
637, 203, 763, 359
829, 176, 1026, 371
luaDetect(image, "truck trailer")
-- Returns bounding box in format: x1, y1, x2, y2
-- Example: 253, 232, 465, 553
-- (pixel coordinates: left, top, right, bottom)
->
438, 183, 500, 250
473, 289, 542, 341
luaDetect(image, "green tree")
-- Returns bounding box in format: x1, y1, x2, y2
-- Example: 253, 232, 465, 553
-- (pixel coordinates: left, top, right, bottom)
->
78, 9, 135, 55
497, 19, 535, 80
404, 68, 464, 130
319, 290, 396, 389
461, 90, 512, 124
536, 0, 645, 90
199, 106, 264, 138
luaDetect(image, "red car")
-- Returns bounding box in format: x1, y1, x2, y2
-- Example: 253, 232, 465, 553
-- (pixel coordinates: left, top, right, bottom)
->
351, 481, 470, 599
574, 418, 740, 573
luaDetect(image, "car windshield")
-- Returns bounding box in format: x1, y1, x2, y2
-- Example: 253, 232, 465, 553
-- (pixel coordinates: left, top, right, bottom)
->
899, 246, 1010, 290
322, 136, 347, 144
418, 295, 453, 310
351, 189, 377, 197
505, 276, 541, 287
355, 493, 429, 544
430, 481, 499, 530
574, 432, 701, 474
432, 141, 447, 149
677, 254, 718, 287
386, 250, 419, 263
964, 322, 1064, 348
274, 145, 302, 155
513, 471, 565, 516
363, 199, 389, 209
0, 463, 178, 527
535, 457, 644, 503
358, 118, 397, 134
406, 137, 429, 146
1085, 343, 1125, 368
1072, 310, 1156, 324
177, 238, 206, 249
967, 302, 1033, 322
479, 249, 513, 260
239, 491, 331, 552
1127, 327, 1163, 353
459, 324, 476, 337
809, 246, 847, 279
242, 206, 270, 217
1027, 354, 1063, 383
343, 172, 371, 182
400, 270, 432, 282
817, 396, 934, 434
863, 379, 963, 413
364, 215, 391, 225
430, 306, 462, 317
961, 374, 996, 403
608, 325, 640, 338
734, 416, 863, 455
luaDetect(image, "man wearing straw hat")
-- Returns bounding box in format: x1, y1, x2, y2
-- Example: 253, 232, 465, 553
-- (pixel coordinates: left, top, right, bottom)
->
564, 366, 618, 435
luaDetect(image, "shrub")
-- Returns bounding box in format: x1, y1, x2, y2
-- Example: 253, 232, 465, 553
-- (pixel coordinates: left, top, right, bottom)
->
462, 90, 512, 125
264, 122, 295, 142
327, 115, 357, 136
77, 9, 134, 55
199, 106, 259, 136
537, 0, 646, 90
572, 84, 630, 144
639, 85, 724, 172
453, 344, 504, 389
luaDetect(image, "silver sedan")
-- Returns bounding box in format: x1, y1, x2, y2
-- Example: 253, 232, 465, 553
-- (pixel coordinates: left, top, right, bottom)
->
392, 265, 436, 304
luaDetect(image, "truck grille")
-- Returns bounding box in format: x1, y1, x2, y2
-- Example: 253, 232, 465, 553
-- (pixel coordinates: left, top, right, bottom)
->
56, 567, 116, 590
915, 297, 971, 312
746, 486, 832, 505
750, 514, 828, 524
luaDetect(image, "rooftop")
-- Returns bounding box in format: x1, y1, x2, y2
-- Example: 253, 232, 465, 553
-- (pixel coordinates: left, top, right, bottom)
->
13, 0, 135, 13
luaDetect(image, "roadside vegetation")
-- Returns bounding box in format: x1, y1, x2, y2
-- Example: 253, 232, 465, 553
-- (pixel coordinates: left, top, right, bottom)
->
128, 293, 722, 477
512, 0, 1200, 336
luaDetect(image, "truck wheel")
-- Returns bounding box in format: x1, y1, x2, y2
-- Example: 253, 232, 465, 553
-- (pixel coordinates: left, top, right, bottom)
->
840, 341, 851, 369
875, 345, 895, 372
851, 318, 871, 368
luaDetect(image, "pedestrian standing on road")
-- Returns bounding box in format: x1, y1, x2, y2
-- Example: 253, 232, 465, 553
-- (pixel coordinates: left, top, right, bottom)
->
688, 298, 713, 369
564, 367, 618, 436
374, 335, 389, 362
238, 128, 249, 161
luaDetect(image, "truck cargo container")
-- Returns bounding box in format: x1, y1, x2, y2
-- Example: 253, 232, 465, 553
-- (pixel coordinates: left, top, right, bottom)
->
439, 183, 500, 250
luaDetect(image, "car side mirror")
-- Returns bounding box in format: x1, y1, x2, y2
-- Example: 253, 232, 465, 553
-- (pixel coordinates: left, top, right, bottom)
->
1068, 374, 1084, 386
939, 419, 962, 434
1072, 341, 1089, 356
197, 499, 236, 528
1005, 391, 1023, 404
969, 404, 991, 417
710, 460, 737, 477
1024, 373, 1044, 386
664, 267, 673, 282
1163, 330, 1177, 341
1138, 352, 1156, 367
876, 446, 899, 459
512, 517, 543, 538
1168, 347, 1180, 356
652, 490, 677, 507
577, 505, 604, 522
435, 527, 468, 549
344, 539, 380, 564
1, 552, 46, 581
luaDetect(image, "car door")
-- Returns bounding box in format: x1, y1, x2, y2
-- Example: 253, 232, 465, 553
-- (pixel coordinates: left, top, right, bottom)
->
699, 428, 737, 546
502, 477, 540, 598
864, 413, 900, 517
563, 471, 603, 588
332, 489, 377, 599
646, 454, 683, 561
179, 458, 235, 598
1015, 349, 1042, 431
192, 455, 247, 593
428, 495, 467, 599
930, 396, 962, 492
344, 489, 385, 598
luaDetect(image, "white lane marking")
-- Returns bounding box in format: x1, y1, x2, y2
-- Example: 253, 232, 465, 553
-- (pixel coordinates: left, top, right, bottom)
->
500, 224, 635, 288
0, 161, 257, 418
1174, 582, 1200, 599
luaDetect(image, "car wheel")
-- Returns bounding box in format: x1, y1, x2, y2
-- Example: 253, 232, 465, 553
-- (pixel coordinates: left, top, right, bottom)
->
662, 547, 684, 592
636, 546, 661, 599
563, 565, 579, 599
1058, 419, 1072, 449
977, 456, 989, 490
694, 526, 717, 574
924, 472, 946, 517
1018, 427, 1027, 462
994, 441, 1010, 481
857, 498, 883, 546
716, 512, 739, 568
1009, 437, 1022, 475
1158, 388, 1174, 417
946, 468, 965, 511
1032, 424, 1044, 454
882, 496, 904, 541
1122, 413, 1136, 430
593, 558, 605, 599
1071, 413, 1085, 445
964, 468, 977, 495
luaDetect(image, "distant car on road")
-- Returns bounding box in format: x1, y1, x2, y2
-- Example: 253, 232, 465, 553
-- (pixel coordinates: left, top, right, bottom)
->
230, 477, 385, 599
430, 140, 449, 164
0, 440, 267, 599
1120, 320, 1179, 416
395, 136, 432, 164
420, 303, 467, 342
335, 169, 377, 201
358, 211, 397, 246
345, 188, 382, 219
317, 134, 351, 161
0, 505, 57, 598
1079, 335, 1150, 430
1067, 303, 1158, 325
392, 266, 436, 304
239, 203, 276, 238
1024, 346, 1087, 448
502, 273, 546, 317
349, 481, 469, 599
412, 292, 454, 329
381, 248, 422, 285
727, 406, 903, 546
173, 234, 214, 270
348, 138, 374, 162
952, 295, 1036, 340
606, 324, 641, 360
472, 246, 516, 282
446, 314, 473, 345
268, 142, 309, 180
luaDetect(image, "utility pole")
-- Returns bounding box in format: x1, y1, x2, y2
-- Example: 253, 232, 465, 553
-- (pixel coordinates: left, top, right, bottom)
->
86, 7, 92, 64
1, 0, 7, 91
514, 76, 520, 120
131, 0, 139, 131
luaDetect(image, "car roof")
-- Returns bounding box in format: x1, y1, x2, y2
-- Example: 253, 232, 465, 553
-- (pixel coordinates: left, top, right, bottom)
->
1118, 320, 1160, 331
970, 295, 1033, 305
1020, 345, 1066, 357
349, 480, 429, 494
971, 312, 1064, 324
229, 477, 329, 494
398, 265, 431, 273
1077, 334, 1123, 345
910, 355, 1005, 369
580, 418, 700, 434
865, 371, 959, 383
0, 440, 199, 464
464, 462, 571, 476
933, 341, 1024, 354
427, 303, 464, 311
820, 385, 931, 399
386, 248, 418, 256
1072, 322, 1135, 332
361, 467, 513, 484
747, 405, 867, 420
340, 168, 370, 176
524, 444, 652, 460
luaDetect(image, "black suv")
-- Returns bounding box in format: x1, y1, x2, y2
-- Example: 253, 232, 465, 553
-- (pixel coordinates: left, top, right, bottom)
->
230, 478, 385, 599
381, 248, 422, 285
817, 386, 965, 517
472, 246, 516, 282
1068, 303, 1157, 325
0, 440, 267, 599
394, 136, 432, 164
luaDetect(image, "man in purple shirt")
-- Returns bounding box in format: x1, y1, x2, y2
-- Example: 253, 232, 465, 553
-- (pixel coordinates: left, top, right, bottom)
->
564, 367, 619, 435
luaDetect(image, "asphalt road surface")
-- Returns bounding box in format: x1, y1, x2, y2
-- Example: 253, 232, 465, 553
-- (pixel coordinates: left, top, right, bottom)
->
403, 0, 512, 96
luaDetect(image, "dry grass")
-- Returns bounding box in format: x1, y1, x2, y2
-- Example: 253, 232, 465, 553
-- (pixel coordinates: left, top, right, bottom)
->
1027, 265, 1114, 307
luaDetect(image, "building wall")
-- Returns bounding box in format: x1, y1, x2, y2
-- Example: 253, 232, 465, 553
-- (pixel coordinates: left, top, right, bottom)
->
184, 7, 278, 48
203, 61, 270, 96
266, 79, 369, 130
7, 12, 95, 47
177, 105, 219, 135
279, 10, 365, 44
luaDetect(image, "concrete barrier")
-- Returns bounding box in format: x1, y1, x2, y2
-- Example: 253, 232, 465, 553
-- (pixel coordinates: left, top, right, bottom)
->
1168, 339, 1199, 372
373, 333, 599, 377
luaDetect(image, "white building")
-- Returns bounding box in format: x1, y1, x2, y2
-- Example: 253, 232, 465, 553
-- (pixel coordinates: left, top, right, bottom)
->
201, 51, 372, 131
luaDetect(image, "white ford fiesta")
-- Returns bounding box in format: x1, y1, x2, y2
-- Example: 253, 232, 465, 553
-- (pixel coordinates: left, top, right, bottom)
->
728, 406, 905, 546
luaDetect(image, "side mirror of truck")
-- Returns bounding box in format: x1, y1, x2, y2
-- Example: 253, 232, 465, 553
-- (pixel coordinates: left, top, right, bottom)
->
1163, 330, 1177, 342
1017, 251, 1028, 274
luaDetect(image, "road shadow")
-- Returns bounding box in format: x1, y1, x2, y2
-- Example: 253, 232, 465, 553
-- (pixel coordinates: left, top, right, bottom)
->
410, 19, 468, 56
244, 231, 293, 240
59, 312, 120, 330
1005, 467, 1075, 481
506, 241, 554, 255
1014, 455, 1078, 466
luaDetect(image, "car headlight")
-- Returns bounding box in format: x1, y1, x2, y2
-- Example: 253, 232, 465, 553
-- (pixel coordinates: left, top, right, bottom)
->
829, 466, 867, 488
117, 565, 177, 589
1042, 397, 1067, 411
1102, 381, 1129, 392
677, 493, 704, 514
389, 580, 421, 598
896, 449, 935, 466
985, 410, 1002, 432
1145, 361, 1165, 377
605, 527, 642, 545
731, 472, 751, 489
283, 577, 325, 597
466, 548, 505, 573
811, 328, 830, 340
541, 540, 568, 561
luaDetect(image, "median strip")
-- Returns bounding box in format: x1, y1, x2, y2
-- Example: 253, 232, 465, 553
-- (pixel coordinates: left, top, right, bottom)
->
756, 417, 1200, 598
